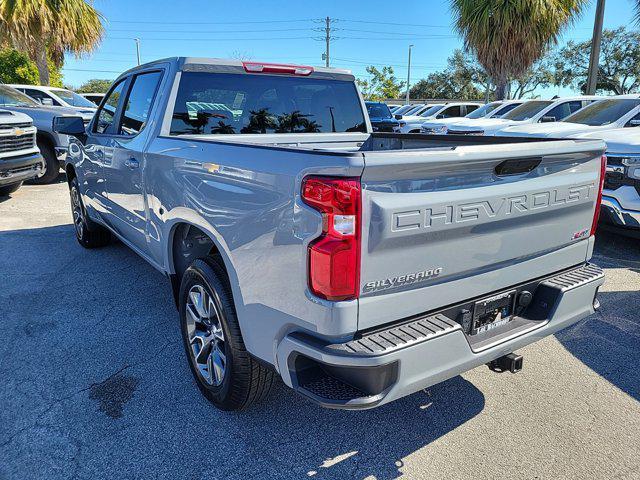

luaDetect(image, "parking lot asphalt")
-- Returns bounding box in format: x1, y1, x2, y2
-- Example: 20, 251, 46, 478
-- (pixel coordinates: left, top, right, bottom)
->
1, 177, 639, 480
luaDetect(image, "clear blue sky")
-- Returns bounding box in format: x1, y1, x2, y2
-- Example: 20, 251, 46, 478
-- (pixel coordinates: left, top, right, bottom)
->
63, 0, 636, 97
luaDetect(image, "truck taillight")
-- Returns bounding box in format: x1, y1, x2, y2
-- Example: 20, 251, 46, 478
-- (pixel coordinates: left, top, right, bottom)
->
302, 176, 361, 301
591, 155, 607, 236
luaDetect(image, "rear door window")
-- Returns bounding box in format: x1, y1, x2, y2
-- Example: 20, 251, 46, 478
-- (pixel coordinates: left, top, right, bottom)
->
170, 72, 367, 135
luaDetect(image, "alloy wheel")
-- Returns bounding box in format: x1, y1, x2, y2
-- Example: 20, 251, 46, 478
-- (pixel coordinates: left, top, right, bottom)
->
185, 284, 226, 386
70, 186, 84, 240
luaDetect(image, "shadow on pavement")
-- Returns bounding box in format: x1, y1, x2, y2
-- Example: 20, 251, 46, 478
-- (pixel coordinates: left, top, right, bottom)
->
0, 223, 485, 480
555, 230, 640, 402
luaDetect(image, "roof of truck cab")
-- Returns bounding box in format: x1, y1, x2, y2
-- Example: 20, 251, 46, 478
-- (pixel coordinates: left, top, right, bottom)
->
117, 57, 352, 77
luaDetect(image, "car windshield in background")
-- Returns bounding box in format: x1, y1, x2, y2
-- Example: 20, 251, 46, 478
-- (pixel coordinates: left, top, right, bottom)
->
502, 100, 552, 121
170, 72, 367, 135
466, 102, 499, 119
0, 85, 38, 107
491, 102, 521, 117
393, 105, 414, 115
366, 103, 392, 119
564, 99, 640, 126
53, 89, 97, 108
420, 105, 444, 117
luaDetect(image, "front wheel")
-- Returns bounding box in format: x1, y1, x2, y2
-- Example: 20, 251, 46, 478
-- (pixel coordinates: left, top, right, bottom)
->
28, 140, 60, 184
69, 176, 111, 248
179, 257, 273, 410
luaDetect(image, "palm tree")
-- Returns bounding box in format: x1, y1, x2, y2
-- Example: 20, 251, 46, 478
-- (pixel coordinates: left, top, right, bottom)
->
635, 1, 640, 24
450, 0, 587, 99
0, 0, 104, 85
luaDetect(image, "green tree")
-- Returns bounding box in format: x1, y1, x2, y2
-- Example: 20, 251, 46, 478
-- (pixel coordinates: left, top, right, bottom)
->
554, 27, 640, 95
356, 66, 405, 100
77, 78, 113, 93
450, 0, 587, 99
0, 48, 62, 86
0, 0, 104, 86
410, 49, 484, 100
510, 56, 556, 99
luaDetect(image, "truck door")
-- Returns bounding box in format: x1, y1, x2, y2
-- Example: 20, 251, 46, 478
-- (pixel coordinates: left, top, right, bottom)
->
81, 78, 128, 217
101, 70, 163, 255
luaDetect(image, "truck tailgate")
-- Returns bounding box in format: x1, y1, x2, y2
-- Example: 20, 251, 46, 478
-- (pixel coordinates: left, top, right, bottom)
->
358, 139, 605, 330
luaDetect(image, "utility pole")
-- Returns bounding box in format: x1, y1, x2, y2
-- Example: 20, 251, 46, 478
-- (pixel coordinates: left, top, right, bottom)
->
586, 0, 606, 94
405, 44, 413, 104
324, 17, 331, 67
134, 38, 141, 66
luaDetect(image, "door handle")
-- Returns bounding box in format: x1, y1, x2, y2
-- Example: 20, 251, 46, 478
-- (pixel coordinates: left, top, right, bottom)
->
125, 158, 140, 169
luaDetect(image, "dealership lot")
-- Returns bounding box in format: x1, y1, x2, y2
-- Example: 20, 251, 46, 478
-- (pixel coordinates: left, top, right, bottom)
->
0, 178, 638, 480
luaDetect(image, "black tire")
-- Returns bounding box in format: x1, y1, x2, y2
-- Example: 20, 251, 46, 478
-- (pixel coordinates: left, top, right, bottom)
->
28, 140, 60, 184
179, 257, 273, 410
0, 182, 23, 197
69, 176, 111, 248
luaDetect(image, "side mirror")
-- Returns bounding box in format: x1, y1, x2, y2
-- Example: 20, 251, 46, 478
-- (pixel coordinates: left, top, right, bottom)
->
394, 114, 402, 120
627, 119, 640, 127
540, 116, 556, 123
41, 98, 54, 106
53, 116, 86, 136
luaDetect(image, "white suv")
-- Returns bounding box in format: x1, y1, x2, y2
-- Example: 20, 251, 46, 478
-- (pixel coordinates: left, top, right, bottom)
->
421, 100, 523, 134
398, 102, 482, 133
446, 96, 601, 136
494, 95, 640, 138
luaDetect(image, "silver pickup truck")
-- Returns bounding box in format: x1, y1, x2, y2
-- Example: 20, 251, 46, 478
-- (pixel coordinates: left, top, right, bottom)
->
55, 58, 606, 411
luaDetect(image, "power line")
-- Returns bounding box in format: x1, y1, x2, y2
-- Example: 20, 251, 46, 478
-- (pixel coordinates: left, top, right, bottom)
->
107, 27, 313, 33
107, 18, 315, 25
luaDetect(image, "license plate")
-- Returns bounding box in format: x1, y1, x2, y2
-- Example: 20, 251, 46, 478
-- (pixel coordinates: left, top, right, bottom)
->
471, 290, 517, 335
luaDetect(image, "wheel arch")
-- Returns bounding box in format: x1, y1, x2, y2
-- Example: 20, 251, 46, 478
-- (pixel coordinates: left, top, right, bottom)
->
165, 218, 240, 309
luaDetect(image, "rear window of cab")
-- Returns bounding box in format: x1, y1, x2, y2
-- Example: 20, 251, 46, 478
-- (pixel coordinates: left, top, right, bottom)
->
169, 72, 367, 135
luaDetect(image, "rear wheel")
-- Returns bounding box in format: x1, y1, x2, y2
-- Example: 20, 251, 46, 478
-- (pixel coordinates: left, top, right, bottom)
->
69, 176, 111, 248
0, 182, 23, 197
28, 140, 60, 184
179, 257, 273, 410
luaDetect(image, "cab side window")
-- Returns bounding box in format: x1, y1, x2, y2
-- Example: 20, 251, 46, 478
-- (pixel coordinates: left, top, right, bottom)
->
544, 101, 583, 121
95, 79, 126, 134
118, 71, 163, 136
465, 105, 479, 115
439, 105, 462, 118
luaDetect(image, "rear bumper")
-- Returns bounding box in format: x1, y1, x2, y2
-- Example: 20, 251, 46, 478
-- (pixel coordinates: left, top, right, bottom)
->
0, 152, 44, 186
601, 195, 640, 230
276, 263, 604, 410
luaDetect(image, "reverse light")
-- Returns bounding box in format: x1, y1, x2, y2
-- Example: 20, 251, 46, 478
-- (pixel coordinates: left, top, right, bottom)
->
242, 62, 314, 76
302, 176, 361, 301
591, 155, 607, 236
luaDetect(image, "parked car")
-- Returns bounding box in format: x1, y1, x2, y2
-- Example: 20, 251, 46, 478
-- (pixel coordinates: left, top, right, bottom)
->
494, 95, 640, 138
570, 128, 640, 237
392, 104, 417, 116
365, 101, 400, 132
421, 100, 524, 134
56, 57, 605, 412
10, 84, 97, 115
399, 103, 426, 116
398, 102, 482, 133
0, 109, 43, 196
0, 85, 94, 183
80, 93, 106, 106
447, 96, 601, 136
388, 104, 401, 113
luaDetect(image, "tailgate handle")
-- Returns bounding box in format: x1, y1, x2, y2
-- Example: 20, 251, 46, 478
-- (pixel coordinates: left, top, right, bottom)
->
494, 157, 542, 176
